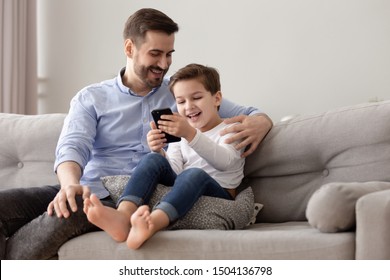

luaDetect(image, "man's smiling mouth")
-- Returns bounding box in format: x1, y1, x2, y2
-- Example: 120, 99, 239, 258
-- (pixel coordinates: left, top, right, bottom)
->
150, 68, 163, 74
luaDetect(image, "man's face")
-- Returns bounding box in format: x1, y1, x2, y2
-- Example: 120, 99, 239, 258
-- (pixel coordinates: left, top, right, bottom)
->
132, 31, 175, 89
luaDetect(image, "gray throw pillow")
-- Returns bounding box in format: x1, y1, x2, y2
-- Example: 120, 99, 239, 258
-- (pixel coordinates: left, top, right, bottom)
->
306, 181, 390, 233
101, 175, 258, 230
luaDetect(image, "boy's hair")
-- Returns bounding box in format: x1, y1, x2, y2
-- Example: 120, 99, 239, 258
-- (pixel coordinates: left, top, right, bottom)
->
123, 8, 179, 47
169, 63, 221, 96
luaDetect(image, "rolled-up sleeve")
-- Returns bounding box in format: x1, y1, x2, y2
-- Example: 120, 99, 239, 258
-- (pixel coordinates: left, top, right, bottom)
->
54, 93, 97, 173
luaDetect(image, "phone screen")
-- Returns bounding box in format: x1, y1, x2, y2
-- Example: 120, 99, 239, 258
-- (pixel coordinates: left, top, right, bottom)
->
151, 108, 181, 143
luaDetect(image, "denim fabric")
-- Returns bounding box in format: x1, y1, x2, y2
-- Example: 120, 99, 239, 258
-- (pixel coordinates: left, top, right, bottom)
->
0, 185, 115, 260
118, 153, 177, 206
118, 153, 233, 222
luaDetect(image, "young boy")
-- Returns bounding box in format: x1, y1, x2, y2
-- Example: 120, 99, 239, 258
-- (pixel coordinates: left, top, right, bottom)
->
83, 64, 245, 249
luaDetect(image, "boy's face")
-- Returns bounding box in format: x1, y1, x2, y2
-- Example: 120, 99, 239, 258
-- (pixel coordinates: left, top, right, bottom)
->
128, 30, 175, 89
173, 78, 222, 132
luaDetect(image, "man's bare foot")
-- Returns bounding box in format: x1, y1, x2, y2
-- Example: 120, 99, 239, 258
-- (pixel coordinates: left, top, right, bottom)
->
84, 194, 130, 242
126, 205, 155, 249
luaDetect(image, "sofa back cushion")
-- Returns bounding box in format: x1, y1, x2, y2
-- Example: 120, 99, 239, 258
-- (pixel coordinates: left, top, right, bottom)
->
244, 101, 390, 223
0, 113, 66, 190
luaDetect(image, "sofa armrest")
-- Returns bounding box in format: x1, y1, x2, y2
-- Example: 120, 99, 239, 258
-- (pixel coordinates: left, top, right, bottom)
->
356, 189, 390, 259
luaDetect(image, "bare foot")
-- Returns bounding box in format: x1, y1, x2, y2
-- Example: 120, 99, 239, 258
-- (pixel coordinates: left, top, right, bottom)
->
127, 205, 155, 249
84, 194, 130, 242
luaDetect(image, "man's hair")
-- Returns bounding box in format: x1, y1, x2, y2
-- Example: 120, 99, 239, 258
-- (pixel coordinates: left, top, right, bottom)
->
169, 63, 221, 96
123, 8, 179, 46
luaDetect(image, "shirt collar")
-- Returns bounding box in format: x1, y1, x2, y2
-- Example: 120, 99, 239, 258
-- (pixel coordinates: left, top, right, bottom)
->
117, 67, 160, 97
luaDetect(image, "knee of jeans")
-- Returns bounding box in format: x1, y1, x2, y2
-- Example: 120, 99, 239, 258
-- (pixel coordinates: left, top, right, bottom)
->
143, 152, 164, 163
180, 168, 208, 180
138, 153, 167, 170
51, 196, 85, 221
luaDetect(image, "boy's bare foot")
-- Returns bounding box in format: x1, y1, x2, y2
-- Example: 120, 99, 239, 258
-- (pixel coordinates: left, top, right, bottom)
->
127, 205, 155, 249
84, 194, 130, 242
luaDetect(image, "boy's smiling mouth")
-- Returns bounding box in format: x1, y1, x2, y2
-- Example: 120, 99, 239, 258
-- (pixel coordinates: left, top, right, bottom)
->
187, 111, 201, 121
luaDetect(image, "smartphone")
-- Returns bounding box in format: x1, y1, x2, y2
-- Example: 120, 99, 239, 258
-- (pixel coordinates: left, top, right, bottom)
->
151, 108, 181, 143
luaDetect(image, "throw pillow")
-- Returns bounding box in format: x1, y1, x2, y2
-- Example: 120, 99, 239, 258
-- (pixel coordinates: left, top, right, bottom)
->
306, 181, 390, 233
101, 175, 258, 230
247, 203, 263, 226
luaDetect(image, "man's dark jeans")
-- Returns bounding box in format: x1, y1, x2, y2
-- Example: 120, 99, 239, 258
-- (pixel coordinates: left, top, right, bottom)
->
0, 185, 115, 259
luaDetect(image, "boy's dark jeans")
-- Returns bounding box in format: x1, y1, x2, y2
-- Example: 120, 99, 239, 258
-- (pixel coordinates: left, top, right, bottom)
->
0, 185, 114, 259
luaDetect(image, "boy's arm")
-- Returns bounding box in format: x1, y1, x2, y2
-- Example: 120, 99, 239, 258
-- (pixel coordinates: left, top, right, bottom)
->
188, 129, 244, 171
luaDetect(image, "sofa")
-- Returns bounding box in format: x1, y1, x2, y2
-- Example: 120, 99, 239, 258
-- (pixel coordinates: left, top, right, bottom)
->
1, 100, 390, 260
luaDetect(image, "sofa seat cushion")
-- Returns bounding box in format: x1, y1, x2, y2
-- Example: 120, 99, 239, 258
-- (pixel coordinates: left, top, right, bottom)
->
58, 222, 355, 260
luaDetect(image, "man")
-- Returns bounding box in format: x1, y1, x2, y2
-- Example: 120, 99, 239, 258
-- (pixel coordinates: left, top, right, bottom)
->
0, 8, 272, 260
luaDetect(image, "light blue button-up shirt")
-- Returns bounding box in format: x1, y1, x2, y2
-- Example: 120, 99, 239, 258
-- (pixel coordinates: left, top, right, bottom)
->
54, 68, 262, 198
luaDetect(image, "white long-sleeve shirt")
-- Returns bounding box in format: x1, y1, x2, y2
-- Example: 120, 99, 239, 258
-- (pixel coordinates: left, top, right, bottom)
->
166, 122, 245, 189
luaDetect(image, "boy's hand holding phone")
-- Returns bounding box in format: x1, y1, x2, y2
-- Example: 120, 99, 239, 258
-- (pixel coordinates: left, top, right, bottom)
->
147, 122, 168, 153
150, 108, 197, 145
151, 108, 181, 143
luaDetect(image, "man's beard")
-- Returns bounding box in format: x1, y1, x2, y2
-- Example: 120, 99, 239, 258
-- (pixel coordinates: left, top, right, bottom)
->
134, 64, 168, 89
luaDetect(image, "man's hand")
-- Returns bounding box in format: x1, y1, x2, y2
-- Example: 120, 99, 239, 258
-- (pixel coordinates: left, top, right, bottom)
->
48, 161, 90, 218
221, 114, 273, 158
47, 184, 91, 218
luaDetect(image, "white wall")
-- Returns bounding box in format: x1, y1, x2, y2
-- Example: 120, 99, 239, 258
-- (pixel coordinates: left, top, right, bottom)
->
37, 0, 390, 122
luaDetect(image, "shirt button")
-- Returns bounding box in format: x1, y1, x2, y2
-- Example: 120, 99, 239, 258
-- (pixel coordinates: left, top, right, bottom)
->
17, 162, 24, 168
322, 169, 329, 177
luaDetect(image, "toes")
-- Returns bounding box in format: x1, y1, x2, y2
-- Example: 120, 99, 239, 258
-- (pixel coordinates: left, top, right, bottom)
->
90, 194, 101, 205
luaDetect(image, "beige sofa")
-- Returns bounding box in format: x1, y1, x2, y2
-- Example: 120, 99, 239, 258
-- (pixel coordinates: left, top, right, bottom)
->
1, 101, 390, 260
